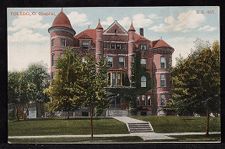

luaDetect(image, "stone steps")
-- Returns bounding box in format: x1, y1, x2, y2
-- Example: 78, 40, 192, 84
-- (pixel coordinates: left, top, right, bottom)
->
128, 122, 153, 133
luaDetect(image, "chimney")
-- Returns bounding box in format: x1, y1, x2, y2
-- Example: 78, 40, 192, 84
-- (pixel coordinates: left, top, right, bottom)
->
140, 28, 144, 36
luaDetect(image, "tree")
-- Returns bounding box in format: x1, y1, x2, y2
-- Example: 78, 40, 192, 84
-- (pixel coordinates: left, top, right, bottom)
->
24, 63, 50, 117
169, 39, 220, 135
8, 71, 23, 120
8, 63, 49, 120
80, 53, 108, 140
45, 48, 84, 119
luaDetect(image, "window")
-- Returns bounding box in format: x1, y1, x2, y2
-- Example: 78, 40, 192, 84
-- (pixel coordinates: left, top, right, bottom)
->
104, 42, 107, 48
136, 96, 140, 106
140, 58, 146, 67
147, 96, 151, 105
116, 43, 121, 49
121, 43, 126, 50
142, 95, 146, 106
51, 39, 55, 47
61, 38, 66, 47
81, 40, 90, 48
141, 76, 147, 87
117, 73, 122, 86
140, 44, 147, 50
119, 57, 125, 67
160, 74, 166, 87
160, 94, 166, 106
107, 57, 113, 67
132, 56, 135, 63
51, 72, 54, 79
112, 73, 116, 86
160, 56, 166, 69
51, 54, 55, 66
107, 73, 111, 86
111, 43, 116, 49
140, 59, 146, 65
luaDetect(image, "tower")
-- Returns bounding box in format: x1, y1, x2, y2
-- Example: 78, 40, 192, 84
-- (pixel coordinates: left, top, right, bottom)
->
95, 19, 103, 64
128, 22, 135, 85
152, 39, 174, 115
48, 10, 76, 78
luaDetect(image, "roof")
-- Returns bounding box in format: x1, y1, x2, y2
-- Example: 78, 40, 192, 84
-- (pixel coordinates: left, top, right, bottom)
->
134, 33, 150, 42
128, 22, 135, 31
103, 20, 128, 35
152, 39, 173, 49
96, 20, 103, 29
52, 11, 73, 29
74, 29, 96, 43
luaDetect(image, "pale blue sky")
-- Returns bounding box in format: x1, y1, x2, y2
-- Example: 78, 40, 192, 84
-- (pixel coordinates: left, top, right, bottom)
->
7, 7, 220, 72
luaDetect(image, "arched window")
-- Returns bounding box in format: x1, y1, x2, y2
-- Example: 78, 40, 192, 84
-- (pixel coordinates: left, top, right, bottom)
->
141, 76, 147, 87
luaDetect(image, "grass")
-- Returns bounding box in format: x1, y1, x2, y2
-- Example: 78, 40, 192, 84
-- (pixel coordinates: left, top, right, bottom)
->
8, 118, 129, 136
8, 136, 143, 144
132, 116, 221, 133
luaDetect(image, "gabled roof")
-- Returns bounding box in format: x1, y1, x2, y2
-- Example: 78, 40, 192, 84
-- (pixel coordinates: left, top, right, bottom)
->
152, 39, 173, 49
103, 20, 128, 35
74, 29, 96, 43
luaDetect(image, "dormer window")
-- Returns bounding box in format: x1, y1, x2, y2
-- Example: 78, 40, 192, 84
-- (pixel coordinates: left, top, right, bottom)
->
81, 40, 90, 49
140, 44, 147, 50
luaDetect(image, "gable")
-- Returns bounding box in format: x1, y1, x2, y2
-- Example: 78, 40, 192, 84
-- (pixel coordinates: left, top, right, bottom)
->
103, 20, 128, 35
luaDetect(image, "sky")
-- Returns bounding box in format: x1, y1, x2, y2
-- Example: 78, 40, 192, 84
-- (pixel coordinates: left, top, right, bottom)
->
7, 7, 220, 72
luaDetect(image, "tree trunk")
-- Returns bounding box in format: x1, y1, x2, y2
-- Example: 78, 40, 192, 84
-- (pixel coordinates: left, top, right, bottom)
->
15, 105, 19, 121
90, 106, 94, 140
206, 108, 209, 136
67, 111, 69, 120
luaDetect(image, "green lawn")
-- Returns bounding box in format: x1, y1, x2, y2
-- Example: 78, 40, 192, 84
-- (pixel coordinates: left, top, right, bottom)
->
132, 116, 221, 133
8, 118, 129, 136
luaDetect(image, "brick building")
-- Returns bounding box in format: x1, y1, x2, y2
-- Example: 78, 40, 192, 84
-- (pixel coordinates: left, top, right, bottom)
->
48, 10, 174, 116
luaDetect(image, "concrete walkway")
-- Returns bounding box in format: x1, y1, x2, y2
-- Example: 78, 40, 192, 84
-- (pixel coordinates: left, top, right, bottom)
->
113, 116, 147, 123
9, 132, 220, 141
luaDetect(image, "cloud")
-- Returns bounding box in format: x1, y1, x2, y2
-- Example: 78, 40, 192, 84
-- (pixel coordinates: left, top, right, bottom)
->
132, 13, 153, 28
101, 17, 114, 26
102, 13, 159, 29
198, 25, 216, 32
8, 28, 48, 43
8, 13, 50, 32
149, 10, 205, 33
67, 11, 91, 27
118, 17, 131, 28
